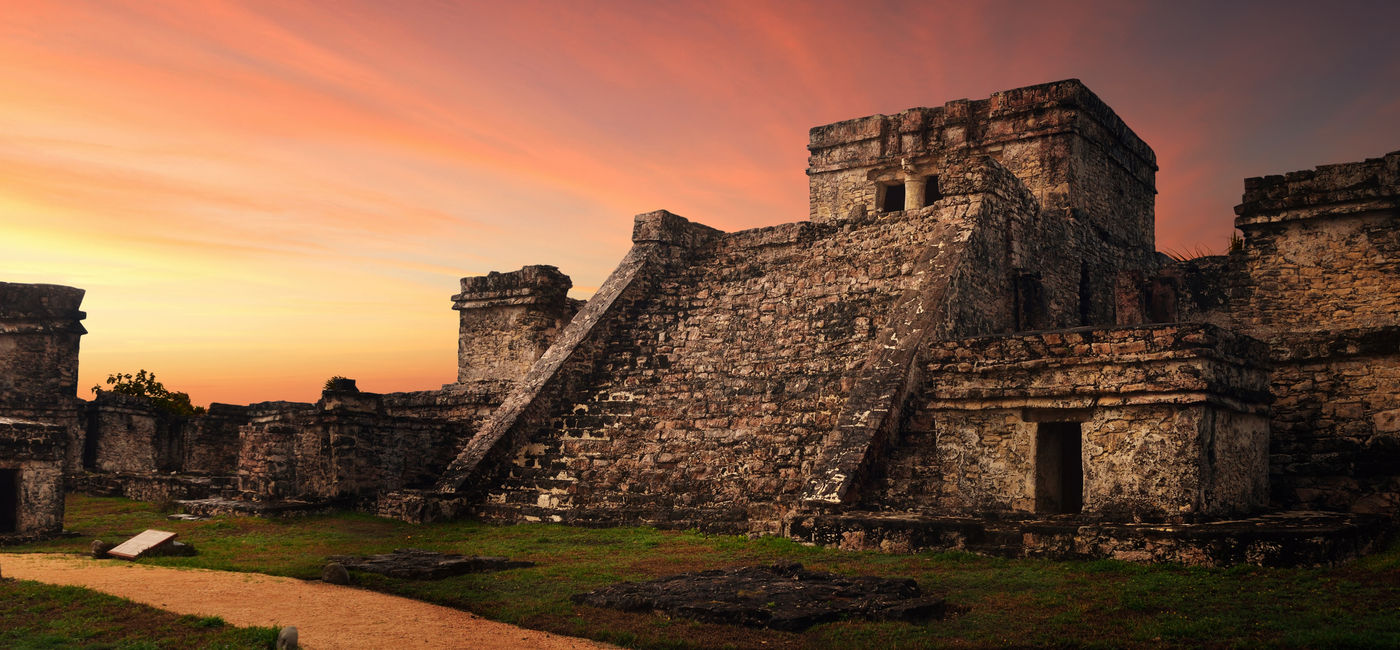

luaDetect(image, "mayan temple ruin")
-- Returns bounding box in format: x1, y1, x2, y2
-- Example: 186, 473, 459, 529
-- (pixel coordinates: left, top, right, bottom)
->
3, 79, 1397, 565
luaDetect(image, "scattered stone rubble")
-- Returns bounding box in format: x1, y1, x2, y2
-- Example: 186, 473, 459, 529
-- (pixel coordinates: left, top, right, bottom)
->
571, 563, 947, 631
1, 79, 1397, 567
326, 548, 533, 580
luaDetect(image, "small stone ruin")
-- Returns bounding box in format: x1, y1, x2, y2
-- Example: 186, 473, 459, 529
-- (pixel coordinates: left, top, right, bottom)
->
326, 548, 533, 580
572, 563, 947, 632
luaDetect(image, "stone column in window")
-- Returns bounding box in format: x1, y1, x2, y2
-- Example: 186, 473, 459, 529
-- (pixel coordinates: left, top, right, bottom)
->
903, 176, 926, 211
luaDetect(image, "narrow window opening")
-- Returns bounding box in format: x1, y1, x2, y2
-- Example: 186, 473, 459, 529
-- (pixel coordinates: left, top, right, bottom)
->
1035, 423, 1083, 514
1014, 271, 1046, 331
880, 183, 906, 212
0, 469, 18, 533
82, 415, 100, 470
922, 175, 943, 206
1078, 261, 1093, 326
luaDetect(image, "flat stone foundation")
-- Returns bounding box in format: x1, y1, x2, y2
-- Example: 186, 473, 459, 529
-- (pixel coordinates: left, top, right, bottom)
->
176, 497, 336, 518
68, 472, 238, 503
786, 510, 1390, 567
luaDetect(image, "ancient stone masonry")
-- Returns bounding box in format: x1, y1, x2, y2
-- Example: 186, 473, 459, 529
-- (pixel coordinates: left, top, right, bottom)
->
0, 283, 86, 473
82, 391, 182, 474
870, 324, 1272, 522
8, 80, 1398, 565
1142, 152, 1400, 515
452, 264, 582, 384
0, 418, 66, 541
806, 80, 1158, 328
0, 282, 85, 541
235, 382, 468, 505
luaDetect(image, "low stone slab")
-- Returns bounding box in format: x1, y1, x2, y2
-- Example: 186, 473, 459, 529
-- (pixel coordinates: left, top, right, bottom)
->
571, 563, 947, 631
108, 529, 177, 559
326, 548, 533, 580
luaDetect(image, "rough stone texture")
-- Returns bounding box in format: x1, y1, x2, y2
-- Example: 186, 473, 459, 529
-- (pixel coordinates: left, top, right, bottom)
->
82, 391, 186, 474
68, 472, 237, 503
807, 79, 1157, 328
181, 403, 249, 475
321, 562, 351, 585
0, 283, 83, 541
862, 324, 1272, 522
788, 510, 1387, 568
0, 282, 86, 474
452, 265, 583, 384
236, 390, 464, 504
1140, 152, 1400, 514
0, 418, 66, 541
441, 160, 1047, 532
326, 548, 533, 580
572, 563, 946, 631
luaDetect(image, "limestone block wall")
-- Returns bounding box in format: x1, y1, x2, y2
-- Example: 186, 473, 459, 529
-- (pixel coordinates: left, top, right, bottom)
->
381, 380, 513, 424
236, 403, 315, 500
1266, 329, 1400, 513
806, 80, 1158, 328
83, 392, 186, 474
236, 392, 462, 503
453, 265, 583, 384
0, 418, 66, 539
0, 282, 86, 472
868, 324, 1272, 522
457, 159, 1041, 533
296, 393, 463, 501
181, 403, 249, 475
1157, 152, 1400, 513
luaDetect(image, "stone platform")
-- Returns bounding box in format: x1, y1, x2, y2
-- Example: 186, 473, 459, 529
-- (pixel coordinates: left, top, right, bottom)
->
176, 497, 337, 518
786, 510, 1390, 567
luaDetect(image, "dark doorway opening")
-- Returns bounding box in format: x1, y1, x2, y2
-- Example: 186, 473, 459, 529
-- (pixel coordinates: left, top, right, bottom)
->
83, 414, 100, 470
923, 175, 943, 206
880, 183, 906, 212
0, 469, 18, 533
1035, 423, 1083, 514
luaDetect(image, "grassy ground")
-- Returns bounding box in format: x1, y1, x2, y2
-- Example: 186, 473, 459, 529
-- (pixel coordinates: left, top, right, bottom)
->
0, 578, 279, 649
5, 494, 1400, 648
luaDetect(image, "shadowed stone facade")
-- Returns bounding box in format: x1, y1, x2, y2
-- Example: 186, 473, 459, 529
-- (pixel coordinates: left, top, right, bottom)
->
7, 80, 1398, 564
0, 282, 85, 541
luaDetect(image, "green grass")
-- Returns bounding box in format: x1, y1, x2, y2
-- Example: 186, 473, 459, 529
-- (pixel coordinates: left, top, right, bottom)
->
0, 578, 279, 649
6, 494, 1400, 648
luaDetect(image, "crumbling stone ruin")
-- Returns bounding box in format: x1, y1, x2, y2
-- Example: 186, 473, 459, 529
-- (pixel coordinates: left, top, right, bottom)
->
1, 80, 1396, 565
0, 283, 85, 541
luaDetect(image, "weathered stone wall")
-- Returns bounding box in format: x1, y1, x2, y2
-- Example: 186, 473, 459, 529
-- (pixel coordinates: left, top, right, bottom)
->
236, 391, 462, 504
0, 282, 86, 472
1266, 329, 1400, 513
381, 381, 512, 424
867, 324, 1272, 522
1148, 152, 1400, 514
294, 390, 464, 501
458, 158, 1043, 533
807, 79, 1157, 328
181, 402, 248, 475
236, 403, 315, 500
0, 418, 66, 540
82, 391, 188, 474
452, 265, 582, 384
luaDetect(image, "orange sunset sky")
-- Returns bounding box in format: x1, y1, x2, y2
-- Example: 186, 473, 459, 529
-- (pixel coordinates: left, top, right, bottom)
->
4, 1, 1399, 406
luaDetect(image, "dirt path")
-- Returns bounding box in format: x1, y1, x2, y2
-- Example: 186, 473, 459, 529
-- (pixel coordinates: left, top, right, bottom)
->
2, 553, 613, 650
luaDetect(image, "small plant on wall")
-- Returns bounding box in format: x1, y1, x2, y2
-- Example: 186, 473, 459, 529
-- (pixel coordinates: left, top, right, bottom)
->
91, 369, 204, 416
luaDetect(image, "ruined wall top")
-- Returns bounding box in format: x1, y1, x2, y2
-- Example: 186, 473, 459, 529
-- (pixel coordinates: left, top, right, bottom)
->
451, 265, 572, 310
807, 79, 1156, 177
0, 282, 86, 333
1235, 150, 1400, 227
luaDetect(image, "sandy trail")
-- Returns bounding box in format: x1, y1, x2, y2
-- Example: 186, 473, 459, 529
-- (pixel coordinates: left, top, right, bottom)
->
2, 553, 613, 650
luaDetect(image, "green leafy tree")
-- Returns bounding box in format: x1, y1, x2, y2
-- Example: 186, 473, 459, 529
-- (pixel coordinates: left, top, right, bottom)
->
92, 369, 205, 417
